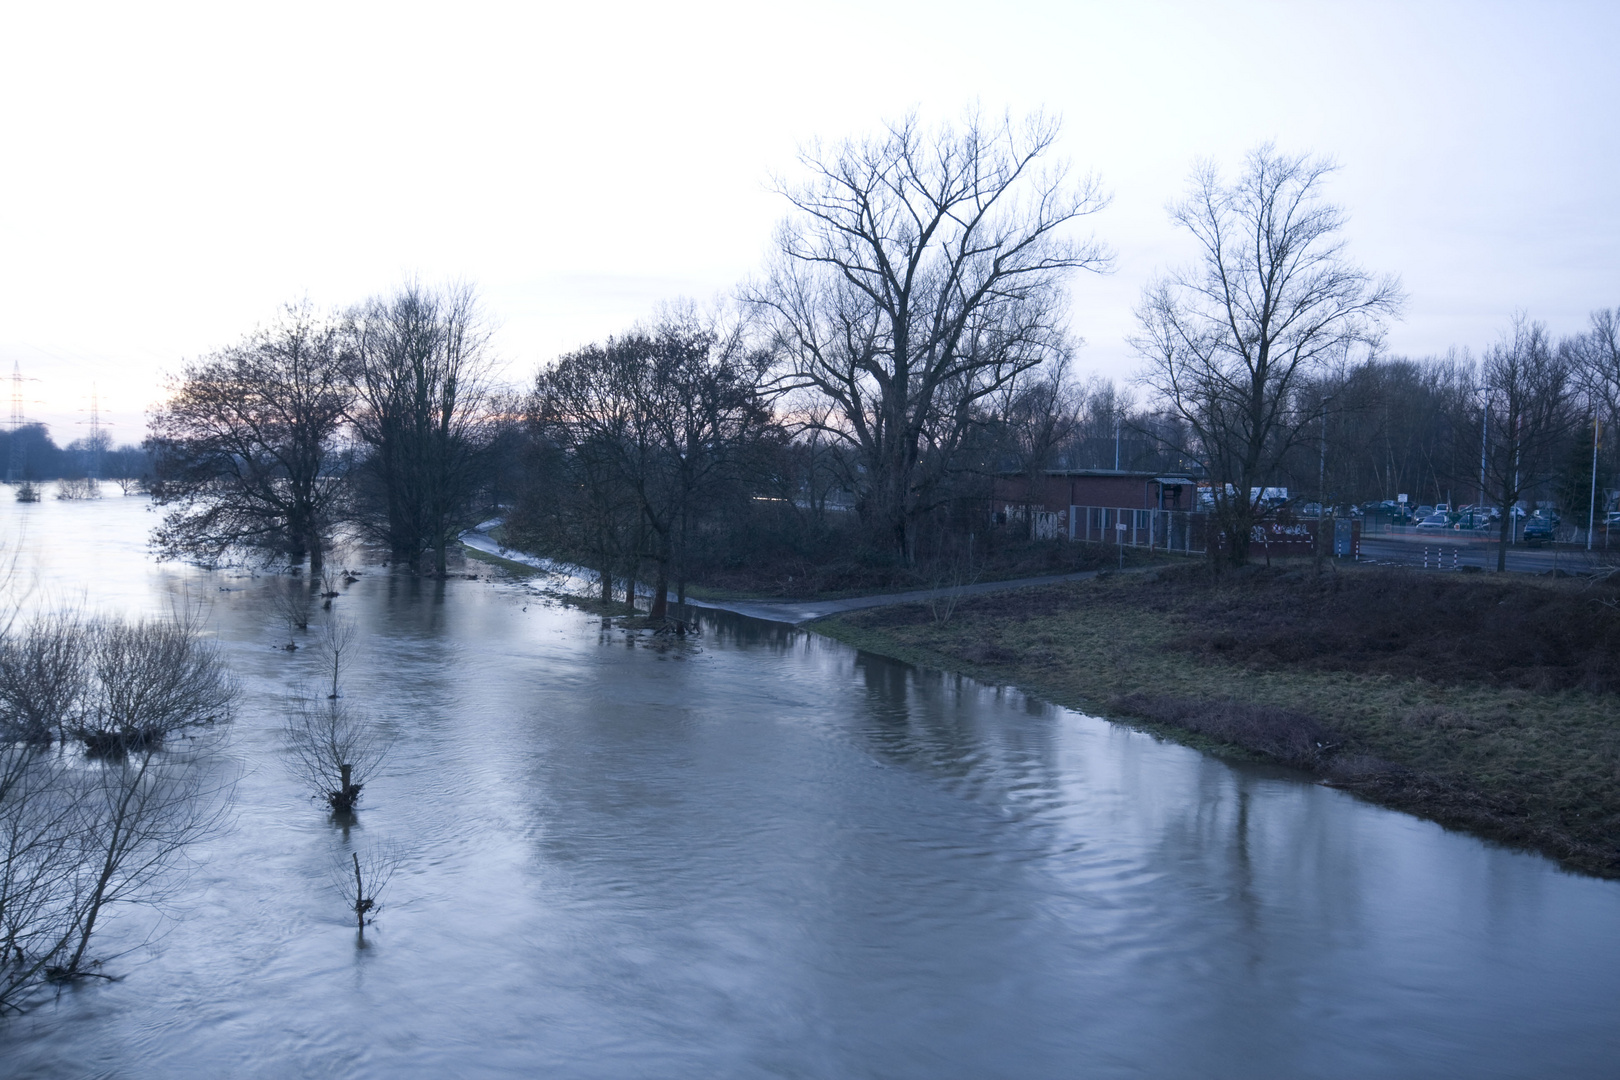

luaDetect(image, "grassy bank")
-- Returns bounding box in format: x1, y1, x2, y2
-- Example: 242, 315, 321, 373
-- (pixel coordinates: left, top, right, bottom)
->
817, 562, 1620, 878
683, 536, 1162, 600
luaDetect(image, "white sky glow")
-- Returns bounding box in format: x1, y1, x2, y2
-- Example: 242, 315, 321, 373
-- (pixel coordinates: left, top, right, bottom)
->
1, 0, 1615, 441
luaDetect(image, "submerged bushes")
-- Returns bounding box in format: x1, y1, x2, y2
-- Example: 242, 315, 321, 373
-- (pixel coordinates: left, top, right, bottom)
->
0, 608, 236, 1011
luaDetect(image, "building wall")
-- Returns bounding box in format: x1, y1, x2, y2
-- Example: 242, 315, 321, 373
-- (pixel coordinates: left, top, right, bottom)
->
993, 473, 1194, 513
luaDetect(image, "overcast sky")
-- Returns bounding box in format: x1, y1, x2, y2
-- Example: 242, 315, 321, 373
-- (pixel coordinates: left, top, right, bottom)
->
1, 0, 1614, 442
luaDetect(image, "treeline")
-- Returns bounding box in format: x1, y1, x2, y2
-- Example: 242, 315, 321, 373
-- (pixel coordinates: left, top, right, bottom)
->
0, 426, 149, 485
139, 114, 1620, 579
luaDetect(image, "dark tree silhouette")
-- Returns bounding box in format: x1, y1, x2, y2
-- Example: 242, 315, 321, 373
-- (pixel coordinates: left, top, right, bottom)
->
147, 302, 352, 569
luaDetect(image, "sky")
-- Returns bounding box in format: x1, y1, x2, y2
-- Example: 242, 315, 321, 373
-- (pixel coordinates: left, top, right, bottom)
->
1, 0, 1615, 443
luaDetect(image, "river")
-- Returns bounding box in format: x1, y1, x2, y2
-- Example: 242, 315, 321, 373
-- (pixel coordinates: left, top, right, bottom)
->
2, 492, 1618, 1078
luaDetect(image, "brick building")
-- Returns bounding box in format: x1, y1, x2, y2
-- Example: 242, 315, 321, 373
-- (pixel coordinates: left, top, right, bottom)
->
992, 470, 1199, 516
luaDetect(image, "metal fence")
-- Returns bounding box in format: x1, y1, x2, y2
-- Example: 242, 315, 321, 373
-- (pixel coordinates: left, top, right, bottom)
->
1068, 505, 1207, 553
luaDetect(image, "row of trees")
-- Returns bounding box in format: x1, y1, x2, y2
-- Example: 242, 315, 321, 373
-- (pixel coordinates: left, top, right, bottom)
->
145, 112, 1617, 576
1, 426, 148, 486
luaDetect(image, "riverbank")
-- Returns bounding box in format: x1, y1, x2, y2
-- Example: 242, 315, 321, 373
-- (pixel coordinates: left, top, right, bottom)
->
815, 562, 1620, 878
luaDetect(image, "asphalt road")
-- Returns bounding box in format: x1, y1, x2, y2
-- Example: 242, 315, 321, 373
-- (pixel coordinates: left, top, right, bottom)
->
1355, 530, 1619, 574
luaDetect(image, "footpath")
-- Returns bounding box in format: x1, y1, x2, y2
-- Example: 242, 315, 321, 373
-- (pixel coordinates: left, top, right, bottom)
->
459, 528, 1105, 626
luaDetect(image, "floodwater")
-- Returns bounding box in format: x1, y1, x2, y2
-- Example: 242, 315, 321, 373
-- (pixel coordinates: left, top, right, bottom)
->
2, 492, 1618, 1079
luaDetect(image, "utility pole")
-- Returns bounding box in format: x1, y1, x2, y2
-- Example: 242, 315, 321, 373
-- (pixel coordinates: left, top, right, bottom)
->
76, 384, 110, 480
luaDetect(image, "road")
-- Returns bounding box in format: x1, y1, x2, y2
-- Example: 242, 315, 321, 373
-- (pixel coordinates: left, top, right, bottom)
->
460, 527, 1112, 625
1355, 530, 1619, 574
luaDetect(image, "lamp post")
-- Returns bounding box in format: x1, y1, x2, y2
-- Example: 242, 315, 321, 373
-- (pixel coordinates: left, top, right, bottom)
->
1588, 417, 1601, 551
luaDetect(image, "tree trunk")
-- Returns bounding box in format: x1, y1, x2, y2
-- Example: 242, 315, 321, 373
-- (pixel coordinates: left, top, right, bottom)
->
650, 558, 669, 621
1496, 507, 1512, 572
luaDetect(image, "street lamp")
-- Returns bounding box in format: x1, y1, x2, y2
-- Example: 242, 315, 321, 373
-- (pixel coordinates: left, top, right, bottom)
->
1588, 417, 1601, 552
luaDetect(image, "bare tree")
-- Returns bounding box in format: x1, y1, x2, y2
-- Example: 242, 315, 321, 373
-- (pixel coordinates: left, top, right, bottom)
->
750, 110, 1111, 559
73, 610, 238, 756
1481, 316, 1574, 570
147, 301, 353, 570
0, 612, 89, 744
624, 311, 776, 618
269, 579, 315, 650
283, 697, 388, 814
345, 282, 499, 576
338, 848, 398, 940
0, 609, 241, 987
0, 744, 82, 1008
1568, 307, 1620, 425
314, 615, 359, 700
529, 337, 643, 605
58, 737, 234, 978
1134, 145, 1404, 565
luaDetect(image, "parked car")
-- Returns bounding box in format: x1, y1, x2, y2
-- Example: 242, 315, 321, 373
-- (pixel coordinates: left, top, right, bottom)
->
1416, 513, 1452, 530
1522, 518, 1555, 546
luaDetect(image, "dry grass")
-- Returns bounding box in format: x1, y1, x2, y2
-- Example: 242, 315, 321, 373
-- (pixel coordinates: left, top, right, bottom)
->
686, 537, 1161, 601
819, 563, 1620, 878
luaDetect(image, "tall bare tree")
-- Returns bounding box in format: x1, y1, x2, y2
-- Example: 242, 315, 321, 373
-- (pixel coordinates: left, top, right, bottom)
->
147, 302, 352, 569
346, 282, 498, 575
1481, 316, 1574, 570
1568, 307, 1620, 425
1134, 145, 1404, 565
750, 110, 1110, 558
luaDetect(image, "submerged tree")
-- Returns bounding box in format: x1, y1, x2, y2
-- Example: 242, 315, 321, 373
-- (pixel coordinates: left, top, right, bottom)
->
0, 743, 81, 1007
345, 282, 499, 575
0, 608, 237, 1001
339, 848, 398, 941
74, 611, 238, 755
147, 302, 353, 569
284, 697, 388, 814
0, 611, 89, 744
58, 734, 234, 979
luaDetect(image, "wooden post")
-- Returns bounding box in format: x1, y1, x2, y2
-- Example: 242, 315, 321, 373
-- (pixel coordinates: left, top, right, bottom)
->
353, 852, 365, 935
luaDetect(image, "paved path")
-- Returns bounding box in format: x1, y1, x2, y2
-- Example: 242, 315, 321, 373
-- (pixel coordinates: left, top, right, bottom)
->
460, 528, 1103, 626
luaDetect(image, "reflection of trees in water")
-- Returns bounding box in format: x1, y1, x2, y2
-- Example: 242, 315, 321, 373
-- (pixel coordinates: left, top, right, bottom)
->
849, 650, 1066, 824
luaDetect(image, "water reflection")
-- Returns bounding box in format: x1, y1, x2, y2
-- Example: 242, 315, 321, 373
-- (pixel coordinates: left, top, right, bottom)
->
1, 494, 1617, 1079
